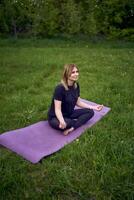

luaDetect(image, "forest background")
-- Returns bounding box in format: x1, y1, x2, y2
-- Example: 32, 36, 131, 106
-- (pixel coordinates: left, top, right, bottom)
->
0, 0, 134, 40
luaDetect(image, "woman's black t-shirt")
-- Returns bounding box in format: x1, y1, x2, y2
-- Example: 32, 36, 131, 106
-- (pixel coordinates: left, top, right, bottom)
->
48, 83, 80, 119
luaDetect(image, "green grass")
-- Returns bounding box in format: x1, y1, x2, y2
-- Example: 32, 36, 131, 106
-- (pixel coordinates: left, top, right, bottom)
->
0, 38, 134, 200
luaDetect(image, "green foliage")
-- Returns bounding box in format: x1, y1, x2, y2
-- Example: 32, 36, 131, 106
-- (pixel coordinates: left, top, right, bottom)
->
31, 0, 59, 37
60, 0, 81, 34
0, 0, 134, 39
80, 0, 98, 35
108, 28, 134, 41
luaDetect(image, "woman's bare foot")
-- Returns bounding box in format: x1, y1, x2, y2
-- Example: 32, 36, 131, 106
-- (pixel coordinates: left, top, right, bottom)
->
63, 127, 74, 136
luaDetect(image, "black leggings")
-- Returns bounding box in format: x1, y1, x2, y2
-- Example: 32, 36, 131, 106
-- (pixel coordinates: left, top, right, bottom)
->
48, 108, 94, 131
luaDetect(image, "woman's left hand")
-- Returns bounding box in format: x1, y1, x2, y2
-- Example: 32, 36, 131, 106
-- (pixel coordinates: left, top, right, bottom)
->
93, 104, 103, 111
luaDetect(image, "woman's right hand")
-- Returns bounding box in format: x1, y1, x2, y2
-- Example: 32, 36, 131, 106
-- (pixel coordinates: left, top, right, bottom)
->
54, 100, 66, 129
59, 120, 67, 129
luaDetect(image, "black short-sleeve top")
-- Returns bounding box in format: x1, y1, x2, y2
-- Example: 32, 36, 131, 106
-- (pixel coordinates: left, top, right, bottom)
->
48, 83, 80, 119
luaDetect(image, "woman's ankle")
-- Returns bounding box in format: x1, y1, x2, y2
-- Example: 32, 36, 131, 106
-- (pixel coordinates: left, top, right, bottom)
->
63, 127, 74, 136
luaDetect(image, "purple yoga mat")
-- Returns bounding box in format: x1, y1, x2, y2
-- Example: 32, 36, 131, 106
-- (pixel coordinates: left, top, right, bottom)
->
0, 99, 110, 163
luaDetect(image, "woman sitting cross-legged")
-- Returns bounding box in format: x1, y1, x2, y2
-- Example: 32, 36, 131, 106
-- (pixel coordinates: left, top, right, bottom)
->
47, 64, 103, 136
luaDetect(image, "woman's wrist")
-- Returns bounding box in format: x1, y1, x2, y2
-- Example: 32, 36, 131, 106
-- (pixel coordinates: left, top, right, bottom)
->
88, 105, 94, 109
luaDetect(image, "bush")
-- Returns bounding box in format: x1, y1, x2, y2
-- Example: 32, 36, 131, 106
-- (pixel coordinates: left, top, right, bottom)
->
108, 27, 134, 41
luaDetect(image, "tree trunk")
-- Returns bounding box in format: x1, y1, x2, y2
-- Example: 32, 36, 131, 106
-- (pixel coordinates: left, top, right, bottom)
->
12, 18, 17, 39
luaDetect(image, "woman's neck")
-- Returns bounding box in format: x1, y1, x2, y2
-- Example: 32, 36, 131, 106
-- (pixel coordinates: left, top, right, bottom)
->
67, 79, 74, 86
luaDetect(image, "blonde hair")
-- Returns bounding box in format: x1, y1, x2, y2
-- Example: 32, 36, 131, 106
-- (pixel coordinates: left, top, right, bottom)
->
61, 64, 78, 90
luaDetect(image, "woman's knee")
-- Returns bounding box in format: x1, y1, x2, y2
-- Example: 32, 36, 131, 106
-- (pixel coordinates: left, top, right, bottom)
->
48, 118, 60, 130
83, 108, 94, 115
87, 109, 94, 119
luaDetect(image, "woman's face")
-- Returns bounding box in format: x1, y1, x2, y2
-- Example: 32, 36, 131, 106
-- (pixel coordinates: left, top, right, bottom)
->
68, 67, 79, 81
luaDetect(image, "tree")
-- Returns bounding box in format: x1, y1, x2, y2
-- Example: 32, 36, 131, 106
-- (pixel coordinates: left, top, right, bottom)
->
58, 0, 81, 34
31, 0, 59, 37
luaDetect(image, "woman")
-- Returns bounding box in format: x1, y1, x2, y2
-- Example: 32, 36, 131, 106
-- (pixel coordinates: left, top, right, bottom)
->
48, 64, 103, 135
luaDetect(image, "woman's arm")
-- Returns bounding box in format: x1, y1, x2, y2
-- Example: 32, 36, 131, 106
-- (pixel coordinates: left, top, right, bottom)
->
54, 100, 66, 129
76, 97, 103, 111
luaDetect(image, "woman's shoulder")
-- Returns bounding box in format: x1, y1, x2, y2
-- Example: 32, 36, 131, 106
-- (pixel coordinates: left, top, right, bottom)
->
55, 83, 65, 92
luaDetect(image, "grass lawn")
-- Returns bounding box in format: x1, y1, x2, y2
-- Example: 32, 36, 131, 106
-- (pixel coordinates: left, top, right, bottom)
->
0, 38, 134, 200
